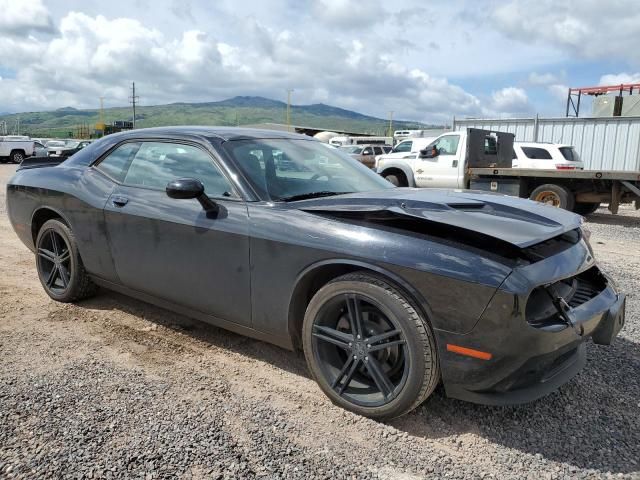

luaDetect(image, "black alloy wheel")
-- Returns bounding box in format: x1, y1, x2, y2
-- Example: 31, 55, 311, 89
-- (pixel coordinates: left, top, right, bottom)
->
303, 272, 439, 419
312, 293, 409, 407
35, 219, 97, 302
37, 228, 72, 295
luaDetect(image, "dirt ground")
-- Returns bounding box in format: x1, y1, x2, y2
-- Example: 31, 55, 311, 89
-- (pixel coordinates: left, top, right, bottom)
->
1, 163, 638, 479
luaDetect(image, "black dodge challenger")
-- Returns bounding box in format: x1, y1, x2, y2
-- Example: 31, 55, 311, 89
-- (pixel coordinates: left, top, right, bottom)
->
6, 127, 625, 419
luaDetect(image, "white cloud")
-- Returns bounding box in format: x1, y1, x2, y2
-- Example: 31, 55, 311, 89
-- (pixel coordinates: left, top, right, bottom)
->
0, 2, 570, 121
599, 73, 640, 85
528, 72, 559, 86
489, 87, 531, 114
312, 0, 385, 29
0, 0, 55, 35
492, 0, 640, 65
547, 84, 569, 102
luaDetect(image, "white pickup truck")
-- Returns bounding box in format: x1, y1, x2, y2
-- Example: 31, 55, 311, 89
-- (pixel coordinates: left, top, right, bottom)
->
376, 128, 640, 215
0, 136, 35, 163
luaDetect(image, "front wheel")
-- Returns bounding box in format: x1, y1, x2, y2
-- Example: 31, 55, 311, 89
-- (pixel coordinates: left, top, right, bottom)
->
35, 219, 97, 302
383, 173, 407, 187
302, 272, 439, 419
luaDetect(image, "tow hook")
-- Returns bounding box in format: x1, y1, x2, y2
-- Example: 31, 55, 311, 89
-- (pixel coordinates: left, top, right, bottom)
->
546, 286, 584, 336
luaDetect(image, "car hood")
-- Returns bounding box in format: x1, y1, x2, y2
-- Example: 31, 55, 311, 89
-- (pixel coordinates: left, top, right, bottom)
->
295, 188, 582, 249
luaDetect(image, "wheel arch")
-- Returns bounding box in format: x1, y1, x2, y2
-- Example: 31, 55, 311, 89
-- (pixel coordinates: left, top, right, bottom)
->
287, 259, 434, 349
31, 206, 72, 245
379, 163, 415, 187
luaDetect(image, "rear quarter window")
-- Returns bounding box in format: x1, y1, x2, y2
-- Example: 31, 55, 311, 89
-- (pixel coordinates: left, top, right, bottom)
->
559, 147, 580, 161
521, 147, 553, 160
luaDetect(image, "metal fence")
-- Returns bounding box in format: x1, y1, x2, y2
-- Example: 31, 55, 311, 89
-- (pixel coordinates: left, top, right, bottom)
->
453, 116, 640, 171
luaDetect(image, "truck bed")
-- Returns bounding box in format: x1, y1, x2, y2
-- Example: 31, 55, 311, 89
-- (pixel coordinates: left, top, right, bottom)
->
469, 168, 640, 181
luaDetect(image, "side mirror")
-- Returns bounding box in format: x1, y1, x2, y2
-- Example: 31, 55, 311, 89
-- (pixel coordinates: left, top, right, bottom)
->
166, 178, 218, 213
419, 147, 438, 159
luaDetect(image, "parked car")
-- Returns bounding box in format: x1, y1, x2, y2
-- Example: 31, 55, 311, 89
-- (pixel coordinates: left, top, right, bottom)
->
513, 142, 585, 170
0, 136, 35, 163
6, 127, 625, 419
45, 140, 67, 155
341, 144, 390, 168
33, 142, 48, 158
48, 140, 91, 159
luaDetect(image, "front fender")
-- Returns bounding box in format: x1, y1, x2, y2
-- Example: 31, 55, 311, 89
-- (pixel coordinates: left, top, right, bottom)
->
378, 161, 416, 187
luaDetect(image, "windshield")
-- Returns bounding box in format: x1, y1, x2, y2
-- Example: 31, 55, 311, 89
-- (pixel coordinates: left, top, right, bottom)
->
341, 145, 363, 154
223, 139, 393, 201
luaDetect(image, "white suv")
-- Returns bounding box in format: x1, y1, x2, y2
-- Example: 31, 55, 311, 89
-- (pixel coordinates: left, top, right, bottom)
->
513, 142, 584, 170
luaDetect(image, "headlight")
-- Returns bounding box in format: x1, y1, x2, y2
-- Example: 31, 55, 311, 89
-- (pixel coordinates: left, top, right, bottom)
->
377, 159, 385, 169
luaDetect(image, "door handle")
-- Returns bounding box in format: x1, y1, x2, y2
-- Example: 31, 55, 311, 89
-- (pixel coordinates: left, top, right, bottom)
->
452, 160, 459, 167
112, 195, 129, 207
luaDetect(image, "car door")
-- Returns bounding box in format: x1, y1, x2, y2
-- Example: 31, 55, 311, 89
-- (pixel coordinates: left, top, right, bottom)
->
98, 140, 252, 327
413, 134, 462, 188
359, 146, 375, 168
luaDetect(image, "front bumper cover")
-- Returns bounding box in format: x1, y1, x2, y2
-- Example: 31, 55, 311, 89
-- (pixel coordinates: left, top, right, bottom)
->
436, 281, 625, 406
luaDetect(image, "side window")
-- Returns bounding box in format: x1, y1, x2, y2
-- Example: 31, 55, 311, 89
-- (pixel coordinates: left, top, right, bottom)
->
484, 137, 497, 155
123, 142, 235, 197
362, 147, 373, 155
95, 142, 141, 182
394, 141, 412, 153
522, 147, 553, 159
373, 146, 383, 155
434, 135, 460, 155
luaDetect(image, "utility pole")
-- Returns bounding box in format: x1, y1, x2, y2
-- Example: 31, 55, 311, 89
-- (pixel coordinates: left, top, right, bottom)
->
387, 111, 394, 138
99, 97, 105, 126
129, 82, 139, 129
286, 89, 294, 132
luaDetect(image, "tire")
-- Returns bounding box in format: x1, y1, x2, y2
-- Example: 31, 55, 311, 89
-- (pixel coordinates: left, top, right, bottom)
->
573, 202, 601, 216
383, 173, 407, 187
529, 184, 575, 211
10, 150, 25, 164
35, 219, 98, 302
302, 272, 440, 420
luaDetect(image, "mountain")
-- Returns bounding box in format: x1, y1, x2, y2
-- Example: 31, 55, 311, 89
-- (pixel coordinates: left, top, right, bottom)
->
0, 96, 438, 137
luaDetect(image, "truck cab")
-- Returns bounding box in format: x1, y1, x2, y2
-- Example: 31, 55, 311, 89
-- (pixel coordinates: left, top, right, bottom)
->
377, 131, 473, 188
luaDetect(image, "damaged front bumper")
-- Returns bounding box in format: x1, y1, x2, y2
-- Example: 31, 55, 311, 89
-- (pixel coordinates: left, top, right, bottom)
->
434, 238, 625, 406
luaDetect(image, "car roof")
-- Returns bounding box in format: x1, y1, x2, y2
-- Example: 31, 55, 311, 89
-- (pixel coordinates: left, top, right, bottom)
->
515, 142, 573, 148
107, 126, 310, 142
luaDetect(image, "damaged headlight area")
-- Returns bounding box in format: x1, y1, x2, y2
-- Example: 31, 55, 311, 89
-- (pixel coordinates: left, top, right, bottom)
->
525, 266, 608, 332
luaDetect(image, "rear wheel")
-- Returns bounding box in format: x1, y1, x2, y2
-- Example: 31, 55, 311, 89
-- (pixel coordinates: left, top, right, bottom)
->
530, 184, 575, 211
302, 272, 439, 419
573, 202, 601, 216
35, 219, 97, 302
10, 150, 25, 164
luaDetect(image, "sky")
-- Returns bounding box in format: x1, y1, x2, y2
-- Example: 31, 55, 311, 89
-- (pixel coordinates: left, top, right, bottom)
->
0, 0, 639, 123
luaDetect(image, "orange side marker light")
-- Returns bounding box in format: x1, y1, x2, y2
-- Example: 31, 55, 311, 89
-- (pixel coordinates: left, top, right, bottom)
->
446, 344, 493, 360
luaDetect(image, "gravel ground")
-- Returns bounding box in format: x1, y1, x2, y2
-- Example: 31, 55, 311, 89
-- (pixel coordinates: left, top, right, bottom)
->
0, 163, 638, 479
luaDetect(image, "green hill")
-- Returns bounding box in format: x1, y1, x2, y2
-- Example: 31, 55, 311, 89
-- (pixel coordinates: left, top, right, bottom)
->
0, 96, 437, 138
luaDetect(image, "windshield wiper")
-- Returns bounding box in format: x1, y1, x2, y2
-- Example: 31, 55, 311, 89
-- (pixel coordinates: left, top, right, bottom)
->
279, 191, 352, 202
